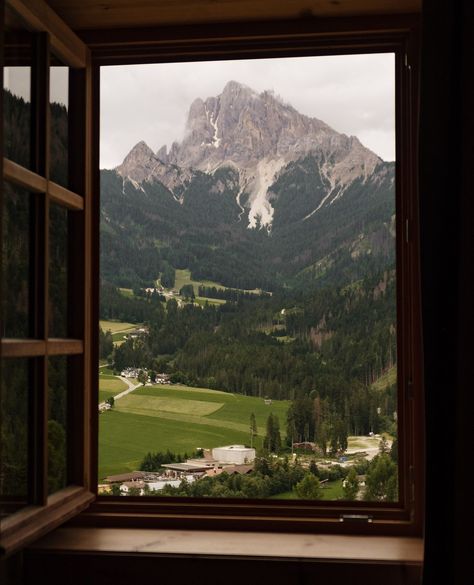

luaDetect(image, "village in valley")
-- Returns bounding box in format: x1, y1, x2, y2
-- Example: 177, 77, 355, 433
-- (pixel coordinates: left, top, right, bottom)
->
98, 353, 395, 500
97, 239, 398, 503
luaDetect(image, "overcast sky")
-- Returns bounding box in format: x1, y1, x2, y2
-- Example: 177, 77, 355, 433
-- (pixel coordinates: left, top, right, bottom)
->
98, 53, 395, 168
4, 66, 69, 106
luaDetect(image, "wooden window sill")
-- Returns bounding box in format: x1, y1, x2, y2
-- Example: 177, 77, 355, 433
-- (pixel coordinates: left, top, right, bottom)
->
0, 487, 94, 557
28, 526, 423, 564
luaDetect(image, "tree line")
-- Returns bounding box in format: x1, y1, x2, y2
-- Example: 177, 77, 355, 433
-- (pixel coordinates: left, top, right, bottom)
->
197, 285, 270, 302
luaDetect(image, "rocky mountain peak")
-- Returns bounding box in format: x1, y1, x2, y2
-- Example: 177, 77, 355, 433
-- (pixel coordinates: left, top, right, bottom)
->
116, 140, 158, 183
116, 140, 195, 198
117, 81, 384, 229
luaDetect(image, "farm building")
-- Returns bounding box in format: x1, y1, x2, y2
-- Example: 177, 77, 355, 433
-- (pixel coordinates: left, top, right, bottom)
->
212, 445, 256, 464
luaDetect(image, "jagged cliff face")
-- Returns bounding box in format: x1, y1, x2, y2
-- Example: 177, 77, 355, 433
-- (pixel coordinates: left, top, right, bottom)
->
115, 80, 386, 230
116, 140, 197, 202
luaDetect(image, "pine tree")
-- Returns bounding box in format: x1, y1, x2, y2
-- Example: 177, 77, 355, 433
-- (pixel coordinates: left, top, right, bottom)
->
249, 412, 258, 448
295, 474, 322, 499
342, 467, 359, 500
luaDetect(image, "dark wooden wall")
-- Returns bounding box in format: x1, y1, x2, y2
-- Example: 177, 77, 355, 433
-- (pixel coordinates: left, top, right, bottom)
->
420, 0, 474, 583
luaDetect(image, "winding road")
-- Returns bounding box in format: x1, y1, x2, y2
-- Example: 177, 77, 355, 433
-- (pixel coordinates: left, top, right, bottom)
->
98, 375, 142, 407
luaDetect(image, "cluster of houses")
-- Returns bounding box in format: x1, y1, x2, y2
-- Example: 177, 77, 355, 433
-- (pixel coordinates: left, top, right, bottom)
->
99, 445, 256, 496
98, 402, 112, 413
144, 286, 180, 298
120, 368, 170, 385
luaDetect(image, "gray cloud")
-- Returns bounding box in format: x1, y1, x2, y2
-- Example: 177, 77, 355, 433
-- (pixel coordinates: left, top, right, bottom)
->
100, 53, 395, 169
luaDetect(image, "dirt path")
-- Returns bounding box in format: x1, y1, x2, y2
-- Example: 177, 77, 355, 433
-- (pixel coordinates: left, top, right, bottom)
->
113, 376, 142, 401
98, 375, 141, 407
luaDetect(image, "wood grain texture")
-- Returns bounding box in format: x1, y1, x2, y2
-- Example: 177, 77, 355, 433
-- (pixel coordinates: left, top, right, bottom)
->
7, 0, 87, 66
29, 527, 423, 562
0, 339, 83, 357
47, 338, 84, 355
0, 487, 94, 557
48, 181, 84, 210
3, 159, 47, 193
0, 339, 46, 357
46, 0, 421, 31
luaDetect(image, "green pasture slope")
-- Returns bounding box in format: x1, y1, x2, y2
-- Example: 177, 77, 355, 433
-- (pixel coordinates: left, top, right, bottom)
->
268, 480, 344, 501
98, 384, 290, 480
98, 374, 127, 404
173, 269, 227, 292
99, 319, 137, 333
371, 365, 397, 391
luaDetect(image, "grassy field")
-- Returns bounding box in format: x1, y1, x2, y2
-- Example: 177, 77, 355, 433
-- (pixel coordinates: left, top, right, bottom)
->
111, 331, 132, 342
99, 367, 115, 376
99, 390, 118, 403
99, 410, 253, 479
269, 480, 344, 501
98, 384, 290, 480
99, 319, 137, 333
193, 296, 226, 306
99, 376, 127, 393
130, 384, 290, 434
172, 268, 227, 293
98, 373, 127, 404
118, 287, 133, 298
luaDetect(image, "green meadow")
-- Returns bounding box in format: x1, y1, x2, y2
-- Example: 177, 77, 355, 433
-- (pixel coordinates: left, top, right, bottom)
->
173, 268, 227, 292
98, 383, 290, 480
268, 480, 344, 501
98, 371, 127, 403
99, 319, 138, 333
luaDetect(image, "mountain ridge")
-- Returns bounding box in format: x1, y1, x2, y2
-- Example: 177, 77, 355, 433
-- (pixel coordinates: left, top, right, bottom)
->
103, 80, 395, 292
116, 80, 385, 230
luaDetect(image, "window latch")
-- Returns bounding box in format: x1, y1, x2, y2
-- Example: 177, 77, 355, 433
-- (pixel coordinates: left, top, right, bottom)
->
339, 514, 373, 523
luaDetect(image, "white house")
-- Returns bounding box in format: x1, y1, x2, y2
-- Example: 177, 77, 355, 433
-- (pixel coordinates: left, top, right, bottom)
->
212, 445, 256, 464
146, 475, 196, 492
120, 480, 145, 495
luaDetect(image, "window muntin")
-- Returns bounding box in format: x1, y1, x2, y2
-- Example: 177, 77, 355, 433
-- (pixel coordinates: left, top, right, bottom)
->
0, 0, 92, 555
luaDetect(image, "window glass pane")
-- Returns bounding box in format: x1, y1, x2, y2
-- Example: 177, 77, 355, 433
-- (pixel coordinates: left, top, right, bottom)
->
48, 356, 68, 494
99, 56, 398, 502
1, 182, 31, 338
3, 13, 33, 169
49, 61, 69, 188
49, 203, 68, 338
0, 359, 30, 517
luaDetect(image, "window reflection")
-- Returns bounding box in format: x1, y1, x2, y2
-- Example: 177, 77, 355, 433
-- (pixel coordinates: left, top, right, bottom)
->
0, 359, 30, 517
49, 203, 69, 338
49, 63, 69, 187
3, 27, 33, 168
48, 356, 68, 494
1, 182, 31, 338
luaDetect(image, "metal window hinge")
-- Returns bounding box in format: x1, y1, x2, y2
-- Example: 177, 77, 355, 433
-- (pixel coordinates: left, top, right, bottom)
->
407, 378, 414, 398
405, 218, 410, 243
339, 514, 373, 524
405, 53, 412, 71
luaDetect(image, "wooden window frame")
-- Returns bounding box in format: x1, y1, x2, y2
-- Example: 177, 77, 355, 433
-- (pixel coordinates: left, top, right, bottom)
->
77, 14, 424, 537
0, 0, 94, 557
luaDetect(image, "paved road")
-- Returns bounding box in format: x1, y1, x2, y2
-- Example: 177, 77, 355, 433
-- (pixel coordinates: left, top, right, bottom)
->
113, 376, 142, 401
98, 375, 141, 407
